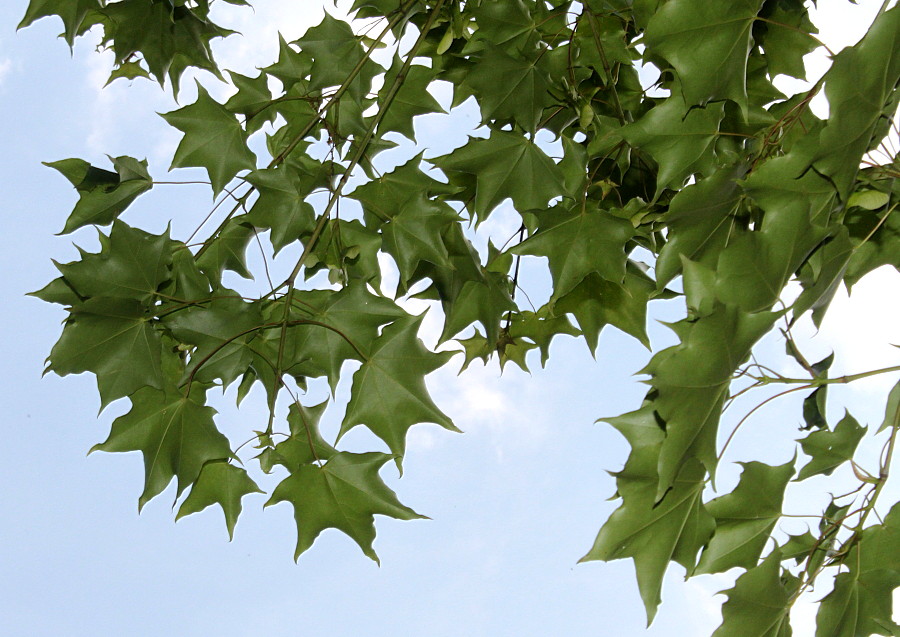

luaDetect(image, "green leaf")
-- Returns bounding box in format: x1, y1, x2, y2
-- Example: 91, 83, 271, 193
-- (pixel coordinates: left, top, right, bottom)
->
265, 283, 407, 391
176, 461, 262, 540
265, 451, 425, 562
92, 382, 232, 509
244, 166, 317, 253
431, 130, 566, 221
99, 1, 233, 92
646, 305, 780, 498
463, 42, 554, 131
55, 221, 174, 303
225, 70, 276, 135
583, 405, 713, 624
46, 297, 166, 408
47, 156, 153, 234
195, 217, 255, 286
294, 13, 381, 102
758, 3, 819, 80
378, 57, 445, 141
712, 551, 794, 637
259, 401, 337, 472
878, 379, 900, 435
381, 194, 459, 286
808, 5, 900, 199
797, 411, 866, 480
161, 82, 256, 194
815, 502, 900, 637
655, 163, 747, 288
341, 316, 457, 463
349, 153, 460, 226
512, 201, 634, 300
695, 460, 795, 574
644, 0, 766, 111
554, 267, 654, 351
163, 296, 264, 387
621, 95, 726, 197
18, 0, 101, 46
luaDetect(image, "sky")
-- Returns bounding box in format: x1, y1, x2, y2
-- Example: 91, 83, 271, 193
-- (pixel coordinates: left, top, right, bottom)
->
1, 1, 898, 636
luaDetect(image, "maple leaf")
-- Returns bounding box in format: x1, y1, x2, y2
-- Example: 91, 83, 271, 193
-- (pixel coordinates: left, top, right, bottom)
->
98, 0, 233, 92
18, 0, 101, 46
646, 305, 780, 498
55, 221, 174, 303
266, 451, 425, 562
244, 166, 317, 253
294, 13, 381, 102
797, 411, 866, 480
816, 503, 900, 636
463, 42, 555, 131
694, 460, 795, 575
341, 315, 457, 464
512, 201, 634, 300
46, 297, 167, 408
161, 82, 256, 195
377, 57, 445, 141
163, 296, 265, 388
621, 94, 725, 198
46, 155, 153, 234
583, 406, 714, 623
644, 0, 766, 111
712, 551, 795, 636
381, 194, 459, 286
92, 382, 233, 509
176, 461, 263, 540
431, 130, 566, 221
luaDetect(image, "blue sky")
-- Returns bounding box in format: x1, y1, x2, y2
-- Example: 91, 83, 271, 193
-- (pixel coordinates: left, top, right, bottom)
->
1, 2, 898, 635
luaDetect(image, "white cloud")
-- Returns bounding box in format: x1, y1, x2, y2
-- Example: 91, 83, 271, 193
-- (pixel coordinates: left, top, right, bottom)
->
0, 58, 11, 86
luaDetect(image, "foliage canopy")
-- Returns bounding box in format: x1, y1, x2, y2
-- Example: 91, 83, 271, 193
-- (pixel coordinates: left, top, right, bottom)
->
21, 0, 900, 633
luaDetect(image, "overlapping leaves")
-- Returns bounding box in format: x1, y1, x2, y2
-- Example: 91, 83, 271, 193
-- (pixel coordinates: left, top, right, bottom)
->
25, 0, 900, 634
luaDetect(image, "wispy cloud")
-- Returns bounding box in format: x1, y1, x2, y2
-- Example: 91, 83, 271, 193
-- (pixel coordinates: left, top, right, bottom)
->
0, 58, 11, 86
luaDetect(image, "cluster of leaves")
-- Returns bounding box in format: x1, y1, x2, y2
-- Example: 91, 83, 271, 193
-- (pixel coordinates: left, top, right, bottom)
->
23, 0, 900, 633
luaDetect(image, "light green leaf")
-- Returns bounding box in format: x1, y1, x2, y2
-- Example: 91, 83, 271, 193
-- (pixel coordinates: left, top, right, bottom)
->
797, 411, 866, 480
713, 551, 795, 637
695, 460, 795, 574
